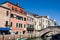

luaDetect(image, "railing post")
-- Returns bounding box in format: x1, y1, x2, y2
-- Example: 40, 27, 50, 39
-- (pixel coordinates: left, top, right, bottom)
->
3, 33, 5, 40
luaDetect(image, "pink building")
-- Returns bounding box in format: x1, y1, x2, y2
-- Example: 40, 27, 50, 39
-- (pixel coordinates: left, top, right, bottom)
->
0, 1, 27, 34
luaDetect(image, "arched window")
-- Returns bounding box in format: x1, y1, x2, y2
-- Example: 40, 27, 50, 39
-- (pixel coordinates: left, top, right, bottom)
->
12, 6, 14, 10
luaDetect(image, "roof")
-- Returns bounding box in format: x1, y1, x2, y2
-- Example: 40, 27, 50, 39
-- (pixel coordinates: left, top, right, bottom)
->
39, 16, 49, 19
0, 1, 24, 9
33, 14, 39, 16
49, 19, 56, 22
0, 6, 10, 10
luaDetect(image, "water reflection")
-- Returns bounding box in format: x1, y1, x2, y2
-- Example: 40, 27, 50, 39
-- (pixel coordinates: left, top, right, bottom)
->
31, 38, 42, 40
50, 34, 60, 40
26, 34, 60, 40
26, 38, 43, 40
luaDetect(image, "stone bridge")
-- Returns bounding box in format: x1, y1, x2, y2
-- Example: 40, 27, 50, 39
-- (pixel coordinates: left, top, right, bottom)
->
39, 26, 60, 37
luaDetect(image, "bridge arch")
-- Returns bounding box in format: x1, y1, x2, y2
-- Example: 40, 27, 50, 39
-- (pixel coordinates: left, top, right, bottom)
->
39, 27, 60, 37
41, 31, 52, 37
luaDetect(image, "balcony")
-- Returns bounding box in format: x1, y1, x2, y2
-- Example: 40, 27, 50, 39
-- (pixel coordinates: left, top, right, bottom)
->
27, 27, 34, 31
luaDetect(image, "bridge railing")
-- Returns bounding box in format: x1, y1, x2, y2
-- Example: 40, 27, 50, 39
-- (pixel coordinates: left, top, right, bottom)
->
48, 26, 60, 28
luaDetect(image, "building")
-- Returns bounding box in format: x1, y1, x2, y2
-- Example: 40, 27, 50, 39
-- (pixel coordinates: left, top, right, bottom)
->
27, 12, 34, 33
0, 6, 10, 27
0, 1, 58, 35
48, 19, 57, 26
32, 14, 42, 36
33, 14, 41, 31
39, 16, 49, 29
0, 2, 27, 34
0, 6, 11, 34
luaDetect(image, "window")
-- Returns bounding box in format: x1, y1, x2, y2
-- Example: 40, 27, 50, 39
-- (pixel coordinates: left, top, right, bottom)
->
19, 16, 23, 20
6, 11, 9, 16
54, 22, 57, 25
20, 10, 23, 13
10, 22, 12, 27
20, 11, 22, 13
16, 23, 18, 27
30, 24, 32, 28
19, 23, 22, 28
27, 24, 33, 28
5, 21, 8, 27
46, 20, 48, 23
15, 31, 18, 34
28, 17, 33, 22
21, 24, 22, 28
24, 18, 26, 21
48, 21, 50, 25
15, 8, 18, 12
31, 18, 33, 22
27, 24, 29, 27
30, 25, 34, 28
24, 24, 26, 28
23, 31, 25, 34
27, 17, 31, 21
12, 6, 14, 10
10, 14, 14, 18
16, 16, 23, 20
19, 24, 20, 28
43, 19, 44, 22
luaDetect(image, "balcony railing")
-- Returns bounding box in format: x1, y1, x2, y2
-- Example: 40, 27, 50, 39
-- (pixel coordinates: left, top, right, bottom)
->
27, 27, 34, 31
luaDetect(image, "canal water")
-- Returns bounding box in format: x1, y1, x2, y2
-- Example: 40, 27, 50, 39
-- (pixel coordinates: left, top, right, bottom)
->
26, 36, 51, 40
26, 37, 46, 40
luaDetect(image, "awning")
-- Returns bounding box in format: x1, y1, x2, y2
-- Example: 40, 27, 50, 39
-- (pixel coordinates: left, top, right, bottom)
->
0, 27, 11, 31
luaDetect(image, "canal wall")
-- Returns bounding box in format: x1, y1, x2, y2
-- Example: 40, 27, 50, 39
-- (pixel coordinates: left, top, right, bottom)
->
0, 32, 40, 40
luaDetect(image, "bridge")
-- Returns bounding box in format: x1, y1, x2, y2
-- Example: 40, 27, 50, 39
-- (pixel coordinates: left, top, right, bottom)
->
39, 26, 60, 37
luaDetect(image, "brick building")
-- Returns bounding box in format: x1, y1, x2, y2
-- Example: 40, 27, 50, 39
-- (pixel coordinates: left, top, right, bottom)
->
0, 2, 27, 34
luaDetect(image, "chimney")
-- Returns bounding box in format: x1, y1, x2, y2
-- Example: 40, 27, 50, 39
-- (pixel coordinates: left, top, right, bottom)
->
16, 2, 20, 7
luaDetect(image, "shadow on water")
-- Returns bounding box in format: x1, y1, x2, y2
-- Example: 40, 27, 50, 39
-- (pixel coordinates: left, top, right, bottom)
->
26, 34, 60, 40
40, 31, 52, 40
50, 34, 60, 40
41, 34, 60, 40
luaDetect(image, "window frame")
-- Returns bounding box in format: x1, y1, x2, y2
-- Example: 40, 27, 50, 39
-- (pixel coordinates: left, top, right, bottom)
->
5, 21, 8, 27
10, 14, 14, 18
6, 11, 9, 16
24, 18, 26, 21
19, 23, 22, 28
24, 24, 26, 28
10, 22, 12, 27
16, 23, 18, 28
12, 6, 14, 10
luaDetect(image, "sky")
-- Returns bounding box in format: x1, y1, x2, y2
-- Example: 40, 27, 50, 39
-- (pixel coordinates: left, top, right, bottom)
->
0, 0, 60, 25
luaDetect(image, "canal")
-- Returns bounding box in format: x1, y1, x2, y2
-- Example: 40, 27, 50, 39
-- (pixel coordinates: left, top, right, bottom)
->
26, 37, 47, 40
26, 34, 60, 40
26, 36, 51, 40
26, 38, 43, 40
